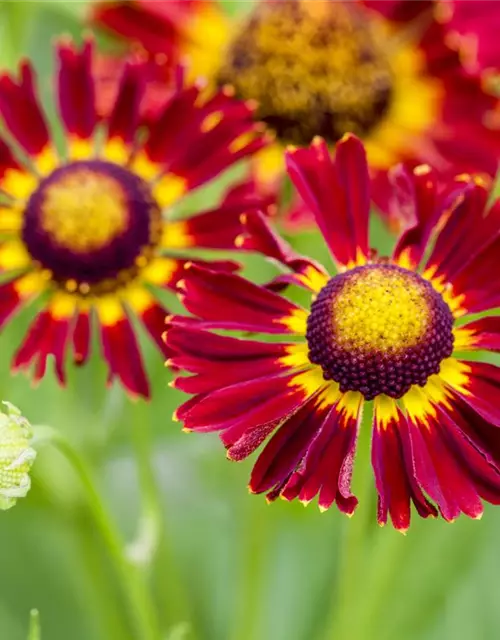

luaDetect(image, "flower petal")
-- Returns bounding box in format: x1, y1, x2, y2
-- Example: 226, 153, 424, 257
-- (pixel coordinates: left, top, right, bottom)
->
0, 61, 49, 155
285, 135, 369, 268
57, 38, 97, 144
238, 211, 329, 293
177, 264, 308, 334
176, 369, 312, 433
454, 316, 500, 353
97, 304, 150, 399
372, 396, 437, 531
12, 306, 73, 385
281, 393, 361, 514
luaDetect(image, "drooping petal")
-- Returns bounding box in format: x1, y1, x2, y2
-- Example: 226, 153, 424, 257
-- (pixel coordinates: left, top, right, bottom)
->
249, 392, 329, 497
406, 409, 484, 522
372, 396, 437, 531
281, 392, 362, 514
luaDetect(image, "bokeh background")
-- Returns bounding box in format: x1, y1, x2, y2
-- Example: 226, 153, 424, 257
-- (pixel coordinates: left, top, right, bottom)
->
1, 2, 500, 639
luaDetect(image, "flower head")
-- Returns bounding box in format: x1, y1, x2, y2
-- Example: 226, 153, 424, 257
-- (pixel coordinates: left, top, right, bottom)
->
0, 402, 35, 510
166, 133, 500, 531
0, 37, 267, 398
92, 0, 500, 229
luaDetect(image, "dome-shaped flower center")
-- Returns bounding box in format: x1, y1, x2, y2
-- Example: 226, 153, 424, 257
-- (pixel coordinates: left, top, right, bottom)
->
216, 0, 393, 145
39, 168, 129, 253
22, 160, 162, 295
306, 264, 454, 400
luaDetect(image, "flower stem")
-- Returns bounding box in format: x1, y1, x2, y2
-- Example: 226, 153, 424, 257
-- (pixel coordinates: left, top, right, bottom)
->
27, 610, 41, 640
323, 407, 374, 640
127, 401, 162, 569
33, 427, 161, 640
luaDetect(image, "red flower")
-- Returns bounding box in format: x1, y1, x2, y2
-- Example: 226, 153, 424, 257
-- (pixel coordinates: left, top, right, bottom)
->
0, 37, 268, 398
166, 133, 500, 530
92, 0, 500, 231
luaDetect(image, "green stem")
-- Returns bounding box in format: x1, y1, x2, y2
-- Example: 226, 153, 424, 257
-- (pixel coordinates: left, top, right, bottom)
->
127, 401, 162, 570
33, 427, 161, 640
323, 406, 374, 640
27, 610, 41, 640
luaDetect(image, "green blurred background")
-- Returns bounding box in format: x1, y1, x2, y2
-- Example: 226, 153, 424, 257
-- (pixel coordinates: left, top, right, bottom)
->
0, 2, 500, 639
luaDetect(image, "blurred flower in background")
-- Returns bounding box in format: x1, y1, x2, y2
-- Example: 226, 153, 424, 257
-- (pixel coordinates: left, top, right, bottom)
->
166, 134, 500, 531
0, 401, 35, 511
91, 0, 500, 229
0, 37, 267, 398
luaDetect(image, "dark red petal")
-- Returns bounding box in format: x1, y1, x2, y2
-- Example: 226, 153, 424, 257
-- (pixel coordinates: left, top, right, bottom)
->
13, 310, 71, 385
249, 392, 326, 495
144, 86, 265, 189
91, 0, 182, 59
177, 369, 309, 433
391, 165, 439, 268
457, 316, 500, 353
239, 211, 329, 291
178, 264, 306, 334
0, 61, 49, 154
99, 314, 150, 399
106, 59, 146, 144
451, 361, 500, 427
449, 232, 500, 314
0, 280, 27, 329
140, 302, 171, 358
424, 181, 495, 285
285, 135, 370, 267
363, 0, 433, 22
73, 311, 91, 365
408, 414, 483, 521
0, 137, 21, 177
167, 324, 297, 389
282, 402, 360, 515
57, 38, 97, 141
372, 407, 437, 531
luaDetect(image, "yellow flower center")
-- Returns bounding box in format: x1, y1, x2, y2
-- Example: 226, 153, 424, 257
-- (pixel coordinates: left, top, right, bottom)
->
22, 160, 161, 294
40, 168, 128, 253
306, 264, 455, 400
216, 0, 393, 145
333, 266, 430, 354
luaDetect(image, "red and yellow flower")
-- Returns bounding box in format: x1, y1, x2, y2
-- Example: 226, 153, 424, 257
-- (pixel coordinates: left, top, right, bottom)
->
0, 38, 267, 398
92, 0, 500, 229
165, 133, 500, 530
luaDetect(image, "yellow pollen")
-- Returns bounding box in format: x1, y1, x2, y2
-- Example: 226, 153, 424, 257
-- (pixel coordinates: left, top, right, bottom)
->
40, 169, 128, 253
332, 267, 431, 354
216, 0, 393, 145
